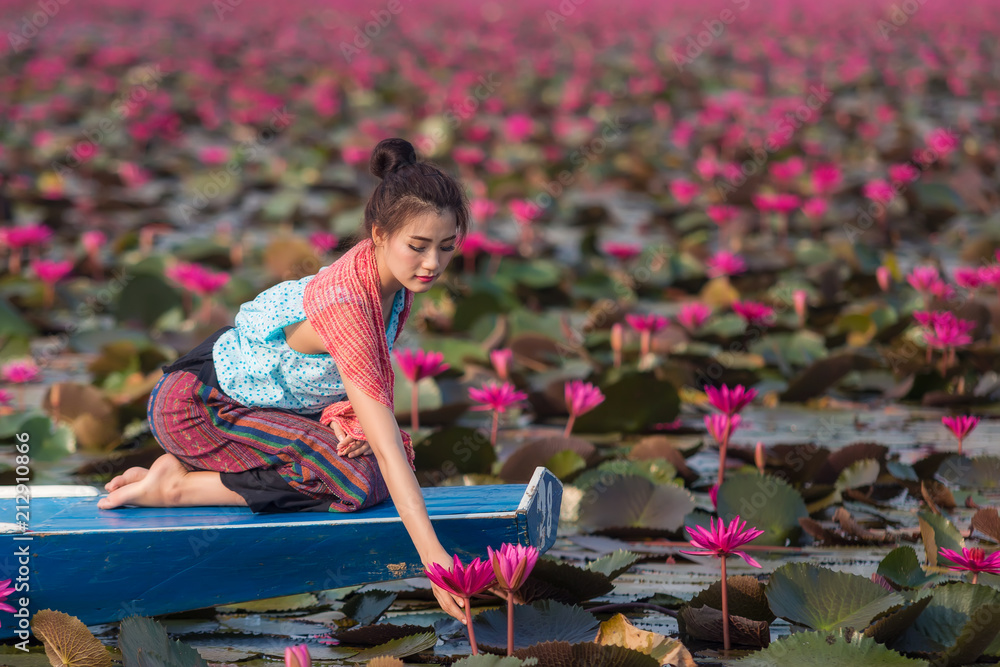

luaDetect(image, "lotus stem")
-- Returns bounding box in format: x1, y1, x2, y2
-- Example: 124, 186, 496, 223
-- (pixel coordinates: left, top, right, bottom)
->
721, 557, 730, 651
465, 597, 479, 655
563, 413, 576, 439
957, 436, 963, 457
411, 380, 420, 431
640, 330, 651, 356
507, 594, 514, 656
490, 410, 499, 448
973, 572, 979, 585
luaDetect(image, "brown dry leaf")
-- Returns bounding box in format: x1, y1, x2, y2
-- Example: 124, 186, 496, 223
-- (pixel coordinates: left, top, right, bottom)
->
42, 382, 119, 451
263, 236, 321, 281
920, 480, 956, 512
595, 613, 695, 667
31, 609, 113, 667
833, 507, 895, 544
628, 436, 697, 484
366, 658, 405, 667
677, 606, 770, 649
799, 516, 854, 546
971, 508, 1000, 543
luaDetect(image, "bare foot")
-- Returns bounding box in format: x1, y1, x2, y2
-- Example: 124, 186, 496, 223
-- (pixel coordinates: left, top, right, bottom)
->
104, 466, 150, 492
97, 453, 189, 509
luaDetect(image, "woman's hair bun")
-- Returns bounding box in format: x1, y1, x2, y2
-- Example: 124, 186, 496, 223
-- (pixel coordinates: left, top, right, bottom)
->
369, 138, 417, 179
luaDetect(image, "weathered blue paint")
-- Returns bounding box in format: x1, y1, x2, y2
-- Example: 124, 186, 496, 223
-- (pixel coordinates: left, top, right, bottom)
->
0, 467, 561, 637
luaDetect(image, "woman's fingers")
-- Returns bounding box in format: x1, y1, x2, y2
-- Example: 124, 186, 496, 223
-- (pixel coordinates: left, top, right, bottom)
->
432, 585, 466, 623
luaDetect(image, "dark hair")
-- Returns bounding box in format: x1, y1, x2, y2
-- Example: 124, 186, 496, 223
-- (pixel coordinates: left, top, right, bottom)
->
354, 138, 470, 247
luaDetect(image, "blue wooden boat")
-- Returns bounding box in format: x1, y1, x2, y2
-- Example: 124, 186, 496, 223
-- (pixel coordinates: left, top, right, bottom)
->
0, 467, 561, 638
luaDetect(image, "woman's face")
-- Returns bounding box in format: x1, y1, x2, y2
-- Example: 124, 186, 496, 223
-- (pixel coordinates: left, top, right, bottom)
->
373, 209, 458, 299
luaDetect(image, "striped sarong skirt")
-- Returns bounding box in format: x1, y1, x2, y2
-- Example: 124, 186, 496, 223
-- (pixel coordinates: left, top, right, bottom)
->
146, 369, 389, 513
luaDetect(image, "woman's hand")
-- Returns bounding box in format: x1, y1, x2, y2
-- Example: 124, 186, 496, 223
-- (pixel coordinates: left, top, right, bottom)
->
424, 549, 469, 624
331, 422, 373, 458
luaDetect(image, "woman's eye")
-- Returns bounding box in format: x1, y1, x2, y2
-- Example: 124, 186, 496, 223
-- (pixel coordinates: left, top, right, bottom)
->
410, 245, 457, 252
409, 245, 424, 252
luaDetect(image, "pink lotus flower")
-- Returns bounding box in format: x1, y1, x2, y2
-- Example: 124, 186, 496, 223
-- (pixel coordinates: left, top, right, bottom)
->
504, 114, 534, 143
681, 515, 764, 650
706, 205, 740, 226
198, 146, 229, 165
118, 162, 151, 188
801, 198, 828, 219
863, 179, 895, 202
342, 146, 369, 166
81, 230, 106, 255
770, 157, 805, 183
810, 164, 842, 196
954, 267, 983, 290
509, 199, 542, 224
487, 543, 539, 656
31, 259, 73, 285
454, 146, 486, 165
705, 251, 746, 278
284, 644, 311, 667
705, 385, 756, 416
0, 578, 15, 614
732, 301, 775, 327
677, 302, 712, 332
426, 554, 498, 654
938, 547, 1000, 585
1, 359, 40, 384
3, 223, 53, 249
942, 415, 979, 456
888, 163, 920, 184
309, 231, 338, 254
564, 380, 605, 437
165, 261, 230, 296
469, 381, 529, 447
626, 313, 669, 356
470, 199, 498, 222
602, 242, 642, 262
0, 389, 12, 406
490, 348, 513, 381
670, 179, 699, 205
395, 349, 449, 431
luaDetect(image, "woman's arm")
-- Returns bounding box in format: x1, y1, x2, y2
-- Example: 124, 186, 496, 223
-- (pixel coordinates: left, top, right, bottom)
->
338, 371, 467, 623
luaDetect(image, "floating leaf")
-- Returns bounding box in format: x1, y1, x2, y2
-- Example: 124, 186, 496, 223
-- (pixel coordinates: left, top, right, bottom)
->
116, 273, 183, 328
544, 449, 588, 481
42, 382, 120, 451
334, 623, 434, 647
677, 606, 771, 648
572, 459, 678, 491
452, 656, 537, 666
0, 295, 35, 338
366, 657, 406, 667
716, 473, 808, 546
215, 593, 319, 613
781, 354, 881, 402
346, 632, 437, 663
576, 474, 694, 533
499, 436, 596, 483
412, 426, 496, 478
595, 614, 695, 667
876, 547, 940, 589
938, 455, 1000, 490
735, 629, 928, 666
118, 615, 209, 667
891, 582, 1000, 666
519, 558, 614, 604
514, 640, 659, 667
864, 596, 933, 646
765, 563, 905, 631
686, 576, 775, 623
341, 590, 397, 628
917, 512, 964, 567
587, 550, 641, 580
571, 370, 680, 434
972, 508, 1000, 543
473, 600, 599, 652
31, 609, 113, 667
836, 459, 880, 491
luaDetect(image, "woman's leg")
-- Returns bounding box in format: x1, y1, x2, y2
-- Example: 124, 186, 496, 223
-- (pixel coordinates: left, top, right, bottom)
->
98, 452, 247, 508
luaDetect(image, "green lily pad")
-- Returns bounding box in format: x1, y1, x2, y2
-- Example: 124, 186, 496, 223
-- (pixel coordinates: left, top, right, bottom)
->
586, 550, 641, 580
116, 273, 184, 328
341, 589, 397, 627
686, 575, 776, 622
473, 600, 599, 651
937, 455, 1000, 490
516, 640, 659, 666
765, 563, 906, 631
891, 582, 1000, 666
751, 331, 829, 369
576, 474, 694, 532
572, 458, 677, 490
877, 547, 940, 589
544, 449, 588, 481
836, 459, 880, 491
520, 558, 615, 604
452, 655, 537, 666
496, 258, 564, 289
215, 593, 319, 612
571, 370, 680, 433
452, 289, 511, 331
716, 473, 808, 546
119, 616, 209, 667
413, 426, 496, 477
736, 629, 929, 666
917, 512, 964, 567
0, 296, 35, 338
346, 631, 437, 662
419, 336, 489, 371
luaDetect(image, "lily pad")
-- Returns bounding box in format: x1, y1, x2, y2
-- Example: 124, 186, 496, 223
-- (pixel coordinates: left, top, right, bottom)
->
544, 449, 588, 480
715, 473, 808, 546
116, 273, 184, 328
341, 589, 397, 627
520, 558, 615, 604
877, 547, 940, 589
765, 563, 906, 631
452, 655, 537, 666
836, 459, 880, 492
215, 593, 319, 613
937, 455, 1000, 490
514, 640, 659, 667
864, 596, 933, 646
472, 600, 599, 651
346, 632, 437, 662
572, 459, 678, 490
735, 629, 928, 666
118, 615, 209, 667
678, 606, 771, 648
595, 614, 695, 667
499, 435, 596, 483
570, 368, 680, 434
412, 426, 496, 478
334, 623, 435, 647
686, 576, 775, 622
917, 512, 964, 567
891, 582, 1000, 666
31, 609, 113, 667
971, 508, 1000, 543
587, 550, 641, 580
576, 474, 694, 533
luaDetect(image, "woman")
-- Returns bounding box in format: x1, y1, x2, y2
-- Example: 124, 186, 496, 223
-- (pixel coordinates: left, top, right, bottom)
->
97, 137, 472, 621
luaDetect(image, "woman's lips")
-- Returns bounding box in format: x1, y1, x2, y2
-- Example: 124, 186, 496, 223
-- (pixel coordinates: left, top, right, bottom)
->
416, 275, 435, 282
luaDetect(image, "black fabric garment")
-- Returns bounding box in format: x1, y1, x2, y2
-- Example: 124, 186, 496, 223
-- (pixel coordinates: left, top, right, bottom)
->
158, 326, 333, 514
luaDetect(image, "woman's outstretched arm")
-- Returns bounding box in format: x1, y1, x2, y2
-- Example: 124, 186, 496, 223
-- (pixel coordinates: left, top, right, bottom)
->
338, 371, 467, 623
